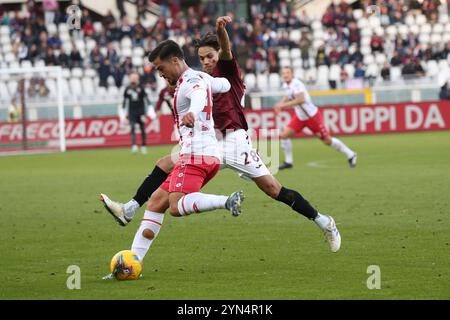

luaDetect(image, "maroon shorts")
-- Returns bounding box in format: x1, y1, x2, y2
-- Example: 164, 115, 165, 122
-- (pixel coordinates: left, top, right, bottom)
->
160, 155, 221, 194
287, 111, 330, 139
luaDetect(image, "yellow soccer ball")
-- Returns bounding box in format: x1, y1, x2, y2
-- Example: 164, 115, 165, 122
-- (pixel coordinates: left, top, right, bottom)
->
110, 250, 142, 280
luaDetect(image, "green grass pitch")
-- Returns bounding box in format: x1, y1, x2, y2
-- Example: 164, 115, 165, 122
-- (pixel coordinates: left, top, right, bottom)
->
1, 131, 449, 299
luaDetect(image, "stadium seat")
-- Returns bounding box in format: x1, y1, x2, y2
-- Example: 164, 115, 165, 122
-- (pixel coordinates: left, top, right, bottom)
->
410, 24, 420, 35
405, 15, 415, 26
121, 37, 132, 49
84, 69, 97, 78
269, 73, 281, 89
74, 39, 85, 52
46, 79, 57, 98
426, 60, 439, 77
0, 25, 9, 36
398, 24, 409, 37
121, 47, 132, 58
86, 38, 97, 52
419, 34, 430, 44
304, 67, 317, 83
0, 82, 10, 100
289, 30, 301, 42
93, 22, 103, 34
60, 79, 70, 98
290, 48, 301, 59
390, 66, 402, 82
7, 81, 17, 95
59, 32, 71, 43
439, 14, 449, 24
416, 14, 427, 26
313, 30, 324, 40
244, 73, 256, 91
82, 77, 95, 96
375, 53, 387, 65
132, 56, 143, 67
4, 52, 15, 63
361, 46, 372, 56
2, 43, 12, 53
438, 59, 449, 71
386, 25, 397, 38
357, 17, 369, 29
421, 23, 432, 34
0, 35, 10, 45
294, 68, 304, 80
361, 36, 371, 47
107, 85, 119, 97
278, 49, 290, 60
34, 60, 45, 68
328, 64, 341, 82
20, 60, 32, 69
69, 78, 83, 97
71, 68, 83, 78
280, 58, 291, 68
361, 27, 372, 37
369, 15, 381, 29
344, 64, 355, 78
316, 65, 329, 87
433, 23, 444, 34
133, 47, 145, 57
256, 73, 269, 90
312, 40, 324, 50
374, 26, 384, 37
311, 20, 322, 31
58, 23, 69, 33
61, 68, 71, 79
292, 58, 303, 68
366, 63, 379, 78
47, 23, 57, 35
352, 9, 363, 20
9, 61, 19, 69
430, 33, 442, 44
444, 33, 450, 42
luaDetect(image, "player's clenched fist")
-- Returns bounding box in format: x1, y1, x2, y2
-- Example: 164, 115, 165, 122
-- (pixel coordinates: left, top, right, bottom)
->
216, 16, 232, 29
182, 112, 195, 128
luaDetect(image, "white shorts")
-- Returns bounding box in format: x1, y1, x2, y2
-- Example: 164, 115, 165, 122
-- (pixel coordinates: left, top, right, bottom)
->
220, 129, 271, 179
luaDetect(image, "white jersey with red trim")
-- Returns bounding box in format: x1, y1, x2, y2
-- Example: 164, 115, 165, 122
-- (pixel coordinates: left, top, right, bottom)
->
282, 78, 318, 120
174, 68, 229, 158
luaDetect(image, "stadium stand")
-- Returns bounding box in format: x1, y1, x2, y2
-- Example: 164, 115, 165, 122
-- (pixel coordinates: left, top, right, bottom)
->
0, 0, 449, 103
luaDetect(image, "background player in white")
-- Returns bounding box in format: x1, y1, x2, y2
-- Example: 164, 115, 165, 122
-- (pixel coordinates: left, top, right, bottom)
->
121, 40, 244, 264
274, 67, 357, 170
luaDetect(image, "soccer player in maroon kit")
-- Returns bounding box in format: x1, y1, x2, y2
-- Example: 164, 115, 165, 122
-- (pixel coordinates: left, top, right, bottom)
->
101, 17, 341, 253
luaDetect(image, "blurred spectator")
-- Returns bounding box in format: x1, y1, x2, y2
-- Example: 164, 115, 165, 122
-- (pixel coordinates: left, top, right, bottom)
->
98, 59, 112, 88
381, 63, 391, 81
354, 62, 366, 79
44, 47, 58, 66
70, 46, 83, 68
439, 79, 450, 100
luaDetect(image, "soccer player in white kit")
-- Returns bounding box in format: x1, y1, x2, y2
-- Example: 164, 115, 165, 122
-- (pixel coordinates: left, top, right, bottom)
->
122, 40, 244, 263
274, 67, 357, 170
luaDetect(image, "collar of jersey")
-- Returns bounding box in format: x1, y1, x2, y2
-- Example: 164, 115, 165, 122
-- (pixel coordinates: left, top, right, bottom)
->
177, 68, 191, 86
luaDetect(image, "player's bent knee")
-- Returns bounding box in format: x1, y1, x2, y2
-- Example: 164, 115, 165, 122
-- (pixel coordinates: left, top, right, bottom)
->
156, 155, 175, 173
142, 228, 155, 240
169, 202, 181, 217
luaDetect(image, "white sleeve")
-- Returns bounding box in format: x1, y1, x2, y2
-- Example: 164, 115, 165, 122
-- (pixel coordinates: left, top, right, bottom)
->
188, 87, 208, 116
292, 80, 306, 95
201, 73, 231, 93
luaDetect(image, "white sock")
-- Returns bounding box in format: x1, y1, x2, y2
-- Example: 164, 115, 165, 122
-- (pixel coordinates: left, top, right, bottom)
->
281, 139, 293, 164
314, 213, 331, 230
331, 137, 355, 159
124, 199, 140, 220
131, 210, 164, 262
178, 192, 228, 216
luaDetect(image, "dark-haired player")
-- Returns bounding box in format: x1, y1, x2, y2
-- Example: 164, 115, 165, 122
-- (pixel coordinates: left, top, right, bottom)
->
101, 17, 341, 253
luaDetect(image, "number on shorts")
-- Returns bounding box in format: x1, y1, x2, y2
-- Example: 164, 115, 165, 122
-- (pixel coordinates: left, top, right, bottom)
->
241, 151, 261, 165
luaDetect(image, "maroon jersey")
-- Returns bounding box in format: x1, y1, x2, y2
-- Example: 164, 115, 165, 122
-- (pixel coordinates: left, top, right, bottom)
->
155, 86, 175, 117
211, 57, 248, 135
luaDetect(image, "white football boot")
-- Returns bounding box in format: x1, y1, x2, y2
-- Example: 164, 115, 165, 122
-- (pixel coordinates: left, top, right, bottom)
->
100, 193, 130, 226
226, 190, 244, 217
323, 216, 341, 253
348, 153, 357, 168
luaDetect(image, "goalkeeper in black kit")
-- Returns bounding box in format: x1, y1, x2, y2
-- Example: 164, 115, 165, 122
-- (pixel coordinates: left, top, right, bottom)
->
123, 73, 151, 154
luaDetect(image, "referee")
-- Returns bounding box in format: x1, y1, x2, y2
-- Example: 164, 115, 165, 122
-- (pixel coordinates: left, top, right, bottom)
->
123, 73, 150, 154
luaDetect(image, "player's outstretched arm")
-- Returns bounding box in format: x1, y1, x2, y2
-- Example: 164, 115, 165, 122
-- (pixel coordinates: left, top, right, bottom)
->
202, 73, 231, 93
275, 93, 305, 112
216, 16, 233, 61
